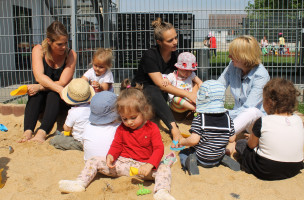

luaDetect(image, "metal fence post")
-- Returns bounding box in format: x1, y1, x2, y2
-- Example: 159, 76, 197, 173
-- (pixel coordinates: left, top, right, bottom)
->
71, 0, 77, 78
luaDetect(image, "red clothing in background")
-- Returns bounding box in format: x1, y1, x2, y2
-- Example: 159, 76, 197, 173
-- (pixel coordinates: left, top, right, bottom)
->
210, 36, 216, 48
107, 120, 164, 168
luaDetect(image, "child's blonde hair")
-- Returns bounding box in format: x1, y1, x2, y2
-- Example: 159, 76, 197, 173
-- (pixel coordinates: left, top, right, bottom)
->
116, 79, 153, 121
151, 18, 174, 41
92, 48, 113, 68
229, 35, 261, 70
263, 78, 300, 115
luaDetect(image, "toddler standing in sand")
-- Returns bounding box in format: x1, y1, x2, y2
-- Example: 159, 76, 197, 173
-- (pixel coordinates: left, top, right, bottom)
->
162, 52, 202, 113
178, 80, 240, 175
236, 78, 304, 180
82, 48, 114, 92
59, 80, 175, 200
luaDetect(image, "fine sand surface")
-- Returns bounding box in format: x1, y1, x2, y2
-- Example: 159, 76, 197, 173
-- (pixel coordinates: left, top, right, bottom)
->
1, 113, 304, 200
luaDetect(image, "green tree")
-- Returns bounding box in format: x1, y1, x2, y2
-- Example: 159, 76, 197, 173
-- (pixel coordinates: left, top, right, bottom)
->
246, 0, 302, 10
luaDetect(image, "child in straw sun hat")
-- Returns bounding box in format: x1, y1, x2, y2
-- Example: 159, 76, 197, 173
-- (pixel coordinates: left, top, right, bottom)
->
50, 78, 95, 151
177, 80, 240, 175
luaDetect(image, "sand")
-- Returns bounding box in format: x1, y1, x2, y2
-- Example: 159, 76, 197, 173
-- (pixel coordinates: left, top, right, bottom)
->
1, 113, 304, 200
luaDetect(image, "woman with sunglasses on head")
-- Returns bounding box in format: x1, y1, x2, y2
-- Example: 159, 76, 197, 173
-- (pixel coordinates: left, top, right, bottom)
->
218, 35, 270, 154
133, 18, 199, 147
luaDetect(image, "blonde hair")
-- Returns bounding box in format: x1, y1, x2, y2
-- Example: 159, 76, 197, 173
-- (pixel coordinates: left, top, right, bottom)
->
92, 48, 113, 68
151, 18, 174, 41
116, 79, 153, 121
41, 21, 68, 62
229, 35, 261, 70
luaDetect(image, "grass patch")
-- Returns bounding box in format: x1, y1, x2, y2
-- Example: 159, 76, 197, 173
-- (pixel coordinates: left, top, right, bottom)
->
210, 51, 296, 67
297, 104, 304, 114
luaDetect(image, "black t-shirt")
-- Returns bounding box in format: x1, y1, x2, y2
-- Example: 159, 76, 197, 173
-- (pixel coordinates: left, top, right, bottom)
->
133, 46, 178, 86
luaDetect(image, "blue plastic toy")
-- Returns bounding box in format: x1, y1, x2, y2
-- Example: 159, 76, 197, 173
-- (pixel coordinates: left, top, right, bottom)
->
0, 124, 8, 132
170, 140, 185, 151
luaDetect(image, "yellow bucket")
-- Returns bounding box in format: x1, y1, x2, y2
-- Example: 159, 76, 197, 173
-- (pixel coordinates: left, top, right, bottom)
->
10, 85, 28, 96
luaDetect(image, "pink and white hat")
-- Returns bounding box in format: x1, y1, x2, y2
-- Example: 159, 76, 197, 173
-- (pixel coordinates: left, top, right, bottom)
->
174, 52, 197, 71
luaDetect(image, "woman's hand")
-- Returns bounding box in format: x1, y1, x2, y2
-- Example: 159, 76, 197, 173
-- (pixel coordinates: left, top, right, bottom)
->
161, 78, 171, 87
138, 163, 153, 177
186, 91, 197, 104
27, 84, 41, 96
106, 154, 116, 168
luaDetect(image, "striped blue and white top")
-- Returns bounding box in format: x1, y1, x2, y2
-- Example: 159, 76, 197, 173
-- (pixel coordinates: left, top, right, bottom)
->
190, 112, 235, 163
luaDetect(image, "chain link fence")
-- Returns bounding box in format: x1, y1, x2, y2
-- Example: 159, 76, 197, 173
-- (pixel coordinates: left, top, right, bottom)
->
1, 0, 304, 103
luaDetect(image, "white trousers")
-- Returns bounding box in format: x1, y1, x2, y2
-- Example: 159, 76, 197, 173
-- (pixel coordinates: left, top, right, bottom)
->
233, 107, 264, 135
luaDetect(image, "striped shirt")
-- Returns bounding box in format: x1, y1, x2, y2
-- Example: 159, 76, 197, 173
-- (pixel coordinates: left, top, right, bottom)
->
190, 112, 235, 163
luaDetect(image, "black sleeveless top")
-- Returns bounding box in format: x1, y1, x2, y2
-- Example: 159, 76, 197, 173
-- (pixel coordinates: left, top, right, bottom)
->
41, 48, 71, 81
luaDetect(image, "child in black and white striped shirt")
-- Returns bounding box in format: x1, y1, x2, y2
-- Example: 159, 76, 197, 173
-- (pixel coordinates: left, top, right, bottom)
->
178, 80, 240, 175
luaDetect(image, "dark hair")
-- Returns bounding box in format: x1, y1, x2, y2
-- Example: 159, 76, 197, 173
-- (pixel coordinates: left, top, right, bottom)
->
263, 78, 300, 115
41, 21, 68, 61
151, 18, 174, 41
117, 79, 153, 121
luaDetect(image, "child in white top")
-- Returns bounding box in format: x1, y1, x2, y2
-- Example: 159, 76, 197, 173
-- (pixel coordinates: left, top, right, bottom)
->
82, 48, 114, 92
59, 79, 175, 200
236, 78, 304, 180
82, 91, 120, 161
162, 52, 202, 113
49, 78, 95, 151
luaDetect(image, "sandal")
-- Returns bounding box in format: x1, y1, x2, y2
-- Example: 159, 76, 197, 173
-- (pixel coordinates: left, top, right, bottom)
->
161, 152, 177, 167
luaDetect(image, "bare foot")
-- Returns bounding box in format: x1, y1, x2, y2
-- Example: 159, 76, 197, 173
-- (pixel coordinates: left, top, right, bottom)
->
30, 130, 47, 143
18, 130, 33, 143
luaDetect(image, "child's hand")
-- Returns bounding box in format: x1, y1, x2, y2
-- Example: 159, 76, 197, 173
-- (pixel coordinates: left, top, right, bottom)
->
244, 133, 250, 140
106, 154, 115, 168
162, 78, 170, 87
91, 81, 100, 91
138, 163, 153, 177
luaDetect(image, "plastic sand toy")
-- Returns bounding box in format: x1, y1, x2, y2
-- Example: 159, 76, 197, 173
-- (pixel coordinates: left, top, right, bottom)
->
0, 168, 4, 188
63, 131, 71, 136
136, 184, 151, 196
10, 85, 28, 96
0, 124, 8, 132
181, 132, 191, 138
170, 140, 185, 151
129, 167, 138, 176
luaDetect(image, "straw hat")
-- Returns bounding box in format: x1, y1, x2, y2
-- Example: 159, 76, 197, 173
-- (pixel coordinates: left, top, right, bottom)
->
61, 78, 95, 105
196, 80, 226, 114
174, 52, 197, 71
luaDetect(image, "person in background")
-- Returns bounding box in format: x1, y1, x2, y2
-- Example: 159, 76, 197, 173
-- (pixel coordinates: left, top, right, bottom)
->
209, 32, 217, 57
20, 21, 77, 143
278, 32, 285, 55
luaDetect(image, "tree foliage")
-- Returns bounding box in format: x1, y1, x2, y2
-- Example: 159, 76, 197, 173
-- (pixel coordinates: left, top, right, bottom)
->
246, 0, 303, 10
